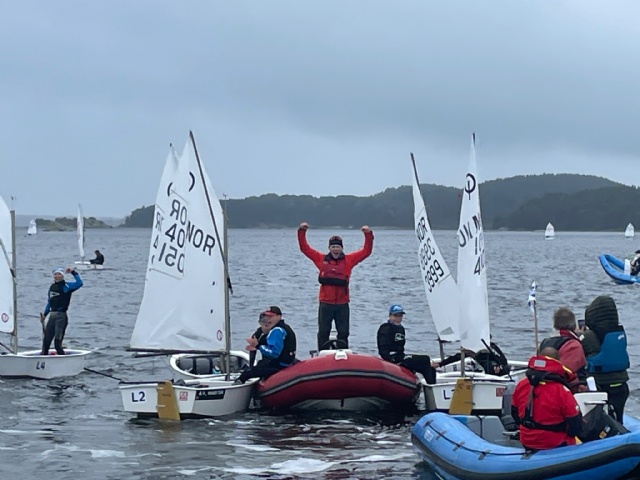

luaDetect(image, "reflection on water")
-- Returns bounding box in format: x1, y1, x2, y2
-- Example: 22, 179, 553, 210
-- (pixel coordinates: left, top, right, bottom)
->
0, 228, 638, 479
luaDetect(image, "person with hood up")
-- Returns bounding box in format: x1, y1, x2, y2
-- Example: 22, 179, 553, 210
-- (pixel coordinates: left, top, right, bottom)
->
581, 295, 630, 424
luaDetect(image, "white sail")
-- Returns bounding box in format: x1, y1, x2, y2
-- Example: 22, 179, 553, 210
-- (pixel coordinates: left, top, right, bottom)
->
27, 219, 37, 235
77, 204, 85, 261
456, 134, 490, 353
411, 154, 458, 342
545, 223, 555, 239
0, 196, 15, 335
625, 223, 634, 239
129, 135, 226, 352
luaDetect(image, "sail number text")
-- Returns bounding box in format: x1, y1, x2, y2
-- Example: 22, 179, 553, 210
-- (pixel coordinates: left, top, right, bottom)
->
151, 198, 217, 274
416, 217, 445, 292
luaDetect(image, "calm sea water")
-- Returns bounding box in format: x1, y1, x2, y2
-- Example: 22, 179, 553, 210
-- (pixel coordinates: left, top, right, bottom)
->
1, 228, 639, 479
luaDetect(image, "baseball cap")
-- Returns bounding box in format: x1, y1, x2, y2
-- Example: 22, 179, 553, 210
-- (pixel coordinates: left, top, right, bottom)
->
261, 306, 282, 316
389, 304, 405, 315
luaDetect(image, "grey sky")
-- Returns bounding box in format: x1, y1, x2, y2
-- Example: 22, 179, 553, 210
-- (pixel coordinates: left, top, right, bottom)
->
1, 1, 639, 217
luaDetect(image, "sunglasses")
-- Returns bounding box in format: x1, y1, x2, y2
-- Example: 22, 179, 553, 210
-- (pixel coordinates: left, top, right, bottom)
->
259, 314, 272, 324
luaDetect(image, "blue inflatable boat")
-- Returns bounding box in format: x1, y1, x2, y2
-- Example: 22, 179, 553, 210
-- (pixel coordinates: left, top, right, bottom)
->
599, 254, 640, 285
412, 412, 640, 480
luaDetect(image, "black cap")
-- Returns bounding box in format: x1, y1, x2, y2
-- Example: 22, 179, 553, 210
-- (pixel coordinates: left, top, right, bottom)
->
261, 306, 282, 316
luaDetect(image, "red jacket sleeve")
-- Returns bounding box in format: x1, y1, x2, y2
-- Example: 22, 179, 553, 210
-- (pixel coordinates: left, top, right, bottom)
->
297, 229, 325, 267
345, 231, 374, 268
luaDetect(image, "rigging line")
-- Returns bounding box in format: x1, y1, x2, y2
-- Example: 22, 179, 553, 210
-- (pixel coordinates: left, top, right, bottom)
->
83, 367, 124, 382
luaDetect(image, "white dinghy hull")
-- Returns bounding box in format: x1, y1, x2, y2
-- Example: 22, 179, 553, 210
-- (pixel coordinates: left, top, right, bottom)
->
424, 372, 511, 413
0, 349, 91, 379
73, 261, 105, 271
119, 378, 258, 418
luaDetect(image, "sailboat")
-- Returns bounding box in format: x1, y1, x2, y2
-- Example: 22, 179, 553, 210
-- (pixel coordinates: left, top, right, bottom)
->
544, 222, 555, 240
74, 205, 104, 270
420, 135, 524, 414
118, 132, 256, 419
27, 219, 37, 236
625, 223, 634, 239
0, 196, 91, 379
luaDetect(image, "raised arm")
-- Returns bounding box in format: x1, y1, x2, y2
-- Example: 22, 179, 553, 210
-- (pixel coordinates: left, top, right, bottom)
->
297, 223, 325, 264
346, 227, 374, 266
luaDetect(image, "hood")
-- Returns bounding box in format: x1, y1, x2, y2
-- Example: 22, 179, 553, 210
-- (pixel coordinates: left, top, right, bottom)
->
584, 295, 619, 331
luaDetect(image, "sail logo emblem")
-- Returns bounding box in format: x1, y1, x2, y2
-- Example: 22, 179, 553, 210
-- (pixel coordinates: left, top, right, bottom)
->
1, 313, 8, 323
217, 330, 223, 341
179, 391, 188, 401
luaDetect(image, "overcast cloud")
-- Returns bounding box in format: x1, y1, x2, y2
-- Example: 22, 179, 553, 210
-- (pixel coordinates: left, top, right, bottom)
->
1, 1, 639, 217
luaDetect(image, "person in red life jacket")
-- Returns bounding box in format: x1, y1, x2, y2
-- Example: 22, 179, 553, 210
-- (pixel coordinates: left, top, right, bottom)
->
298, 222, 374, 350
377, 304, 436, 384
539, 307, 587, 391
511, 348, 583, 451
40, 267, 83, 355
235, 306, 297, 384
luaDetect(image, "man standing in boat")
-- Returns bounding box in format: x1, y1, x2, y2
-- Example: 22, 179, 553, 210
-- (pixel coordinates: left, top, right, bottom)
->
298, 222, 374, 350
377, 304, 436, 384
40, 267, 83, 355
235, 306, 297, 384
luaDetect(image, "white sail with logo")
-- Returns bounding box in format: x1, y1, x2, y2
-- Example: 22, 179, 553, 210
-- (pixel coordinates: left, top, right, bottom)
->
27, 219, 37, 235
456, 134, 490, 353
625, 223, 634, 239
411, 154, 458, 342
129, 138, 226, 352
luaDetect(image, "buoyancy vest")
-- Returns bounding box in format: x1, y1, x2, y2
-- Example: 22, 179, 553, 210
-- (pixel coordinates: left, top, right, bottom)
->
522, 355, 574, 432
273, 321, 297, 366
539, 336, 571, 352
48, 281, 73, 312
318, 254, 349, 287
587, 328, 630, 373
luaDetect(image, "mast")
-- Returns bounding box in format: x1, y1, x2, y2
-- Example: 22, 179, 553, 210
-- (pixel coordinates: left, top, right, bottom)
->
10, 209, 17, 353
223, 195, 231, 379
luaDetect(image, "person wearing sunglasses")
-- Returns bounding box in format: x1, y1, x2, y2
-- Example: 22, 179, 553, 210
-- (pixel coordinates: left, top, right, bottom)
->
235, 306, 297, 384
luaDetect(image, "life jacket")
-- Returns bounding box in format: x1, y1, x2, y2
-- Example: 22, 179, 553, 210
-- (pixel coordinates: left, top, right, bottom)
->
587, 328, 630, 373
318, 254, 349, 287
539, 335, 572, 352
272, 320, 297, 367
521, 355, 574, 432
48, 281, 73, 312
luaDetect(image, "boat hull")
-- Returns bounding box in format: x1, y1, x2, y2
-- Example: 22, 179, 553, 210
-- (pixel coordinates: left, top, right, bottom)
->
599, 254, 640, 285
412, 412, 640, 480
256, 350, 419, 411
168, 351, 251, 380
119, 377, 258, 418
74, 261, 105, 271
0, 349, 91, 379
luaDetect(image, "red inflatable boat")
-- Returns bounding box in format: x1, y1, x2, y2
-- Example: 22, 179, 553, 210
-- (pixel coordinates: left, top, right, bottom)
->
256, 350, 419, 411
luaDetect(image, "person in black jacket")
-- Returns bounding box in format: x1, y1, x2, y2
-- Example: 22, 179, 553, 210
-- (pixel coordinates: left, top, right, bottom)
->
90, 250, 104, 265
376, 304, 435, 384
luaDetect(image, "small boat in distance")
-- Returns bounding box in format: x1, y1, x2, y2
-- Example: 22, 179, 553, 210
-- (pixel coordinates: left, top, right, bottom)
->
544, 222, 555, 240
27, 219, 37, 236
74, 204, 104, 271
625, 223, 634, 239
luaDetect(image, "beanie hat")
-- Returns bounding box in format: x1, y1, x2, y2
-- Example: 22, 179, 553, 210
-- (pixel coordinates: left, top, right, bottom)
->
584, 295, 618, 330
329, 236, 343, 248
52, 267, 65, 275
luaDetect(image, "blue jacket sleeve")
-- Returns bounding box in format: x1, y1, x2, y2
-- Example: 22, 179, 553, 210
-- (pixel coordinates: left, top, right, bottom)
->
259, 327, 285, 359
63, 272, 83, 292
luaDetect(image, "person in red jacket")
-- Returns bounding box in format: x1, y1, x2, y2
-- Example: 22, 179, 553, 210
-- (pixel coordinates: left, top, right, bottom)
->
539, 307, 587, 391
511, 348, 583, 451
298, 222, 374, 350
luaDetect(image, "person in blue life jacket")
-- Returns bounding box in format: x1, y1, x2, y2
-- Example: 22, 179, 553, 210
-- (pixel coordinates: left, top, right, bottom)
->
40, 267, 83, 355
235, 306, 297, 384
89, 250, 104, 265
376, 304, 436, 384
581, 295, 630, 424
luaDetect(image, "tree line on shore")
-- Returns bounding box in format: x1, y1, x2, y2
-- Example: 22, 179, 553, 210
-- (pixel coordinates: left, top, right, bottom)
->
119, 173, 640, 231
